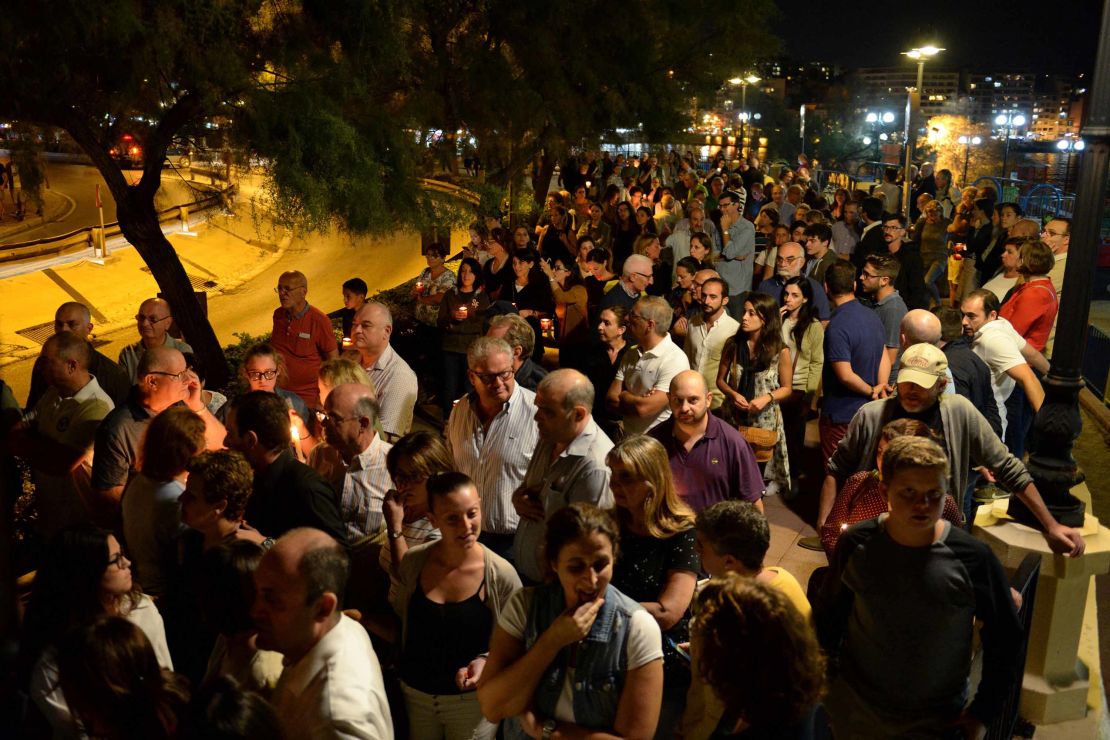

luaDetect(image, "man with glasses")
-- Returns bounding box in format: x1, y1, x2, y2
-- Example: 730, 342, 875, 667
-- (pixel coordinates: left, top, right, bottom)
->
351, 302, 417, 440
93, 346, 224, 524
756, 242, 831, 320
607, 296, 690, 435
118, 297, 192, 384
11, 332, 114, 537
880, 213, 927, 310
859, 255, 908, 369
487, 314, 547, 391
271, 270, 339, 409
716, 189, 756, 320
600, 253, 654, 312
445, 337, 539, 561
308, 383, 393, 545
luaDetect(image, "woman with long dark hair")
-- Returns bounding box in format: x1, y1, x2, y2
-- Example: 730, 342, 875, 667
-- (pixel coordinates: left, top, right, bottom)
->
439, 257, 491, 413
482, 233, 514, 301
508, 247, 555, 321
540, 254, 591, 371
22, 525, 174, 737
779, 277, 824, 485
717, 293, 793, 497
612, 201, 638, 273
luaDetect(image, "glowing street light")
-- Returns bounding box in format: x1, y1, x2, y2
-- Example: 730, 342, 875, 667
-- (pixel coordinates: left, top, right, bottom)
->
995, 111, 1028, 179
1056, 138, 1086, 191
730, 73, 762, 157
900, 45, 945, 214
956, 135, 983, 184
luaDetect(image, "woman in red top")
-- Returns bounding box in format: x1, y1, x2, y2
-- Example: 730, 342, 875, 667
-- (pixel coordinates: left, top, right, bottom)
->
999, 240, 1058, 352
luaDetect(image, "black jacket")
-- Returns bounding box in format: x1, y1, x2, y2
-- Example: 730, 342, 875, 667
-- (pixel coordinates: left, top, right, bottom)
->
890, 241, 928, 311
942, 337, 1003, 438
246, 449, 346, 543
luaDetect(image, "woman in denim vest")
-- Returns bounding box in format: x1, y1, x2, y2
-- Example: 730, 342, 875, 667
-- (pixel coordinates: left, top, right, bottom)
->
479, 503, 663, 739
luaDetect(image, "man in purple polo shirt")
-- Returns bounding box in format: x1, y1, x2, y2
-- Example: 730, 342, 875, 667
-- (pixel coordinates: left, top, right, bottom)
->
649, 370, 763, 512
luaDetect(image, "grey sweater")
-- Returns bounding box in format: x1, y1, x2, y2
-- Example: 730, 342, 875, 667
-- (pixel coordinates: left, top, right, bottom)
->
827, 394, 1033, 507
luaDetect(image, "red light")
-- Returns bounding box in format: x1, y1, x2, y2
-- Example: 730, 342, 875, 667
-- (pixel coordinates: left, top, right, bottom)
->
129, 146, 140, 156
122, 134, 133, 141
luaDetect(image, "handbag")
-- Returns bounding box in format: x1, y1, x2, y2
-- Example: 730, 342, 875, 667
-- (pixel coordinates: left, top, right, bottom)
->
738, 425, 778, 463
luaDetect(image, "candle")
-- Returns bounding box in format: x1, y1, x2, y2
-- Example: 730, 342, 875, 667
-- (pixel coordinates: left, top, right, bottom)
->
459, 305, 469, 319
291, 424, 304, 461
415, 281, 425, 294
540, 318, 553, 332
342, 337, 352, 348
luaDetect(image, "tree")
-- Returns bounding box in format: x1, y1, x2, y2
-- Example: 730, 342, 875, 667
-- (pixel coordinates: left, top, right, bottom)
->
923, 115, 1003, 188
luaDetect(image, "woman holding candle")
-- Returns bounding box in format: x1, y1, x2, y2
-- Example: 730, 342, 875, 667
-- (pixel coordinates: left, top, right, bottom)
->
438, 258, 491, 414
540, 255, 591, 371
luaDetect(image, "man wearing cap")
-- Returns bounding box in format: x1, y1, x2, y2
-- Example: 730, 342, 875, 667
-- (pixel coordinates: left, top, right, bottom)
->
715, 189, 755, 320
817, 343, 1084, 558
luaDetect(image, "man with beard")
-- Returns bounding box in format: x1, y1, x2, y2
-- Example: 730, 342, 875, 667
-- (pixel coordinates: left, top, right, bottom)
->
683, 277, 739, 410
649, 370, 764, 512
818, 343, 1082, 558
880, 213, 927, 310
858, 254, 908, 370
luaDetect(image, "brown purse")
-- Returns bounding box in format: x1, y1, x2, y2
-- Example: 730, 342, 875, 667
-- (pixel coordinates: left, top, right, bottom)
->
738, 425, 778, 463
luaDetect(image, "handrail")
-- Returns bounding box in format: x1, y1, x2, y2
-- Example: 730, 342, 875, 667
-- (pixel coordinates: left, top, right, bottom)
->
417, 177, 481, 206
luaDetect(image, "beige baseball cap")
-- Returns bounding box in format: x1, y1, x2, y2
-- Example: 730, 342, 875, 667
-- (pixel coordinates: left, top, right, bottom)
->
897, 343, 948, 388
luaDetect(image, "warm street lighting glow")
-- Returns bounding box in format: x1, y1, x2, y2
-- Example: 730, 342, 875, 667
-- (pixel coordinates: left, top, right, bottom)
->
903, 45, 945, 60
728, 77, 742, 85
1076, 140, 1086, 151
744, 74, 761, 85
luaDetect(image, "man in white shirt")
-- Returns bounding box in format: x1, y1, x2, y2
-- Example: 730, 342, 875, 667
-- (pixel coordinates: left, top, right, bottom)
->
309, 383, 393, 544
683, 277, 739, 410
512, 369, 613, 583
961, 289, 1044, 447
446, 337, 539, 561
831, 200, 861, 260
12, 332, 114, 537
607, 296, 691, 435
256, 528, 392, 739
351, 302, 418, 441
1041, 217, 1070, 357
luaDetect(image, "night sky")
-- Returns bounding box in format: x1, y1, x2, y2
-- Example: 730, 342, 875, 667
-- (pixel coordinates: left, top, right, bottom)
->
778, 0, 1103, 73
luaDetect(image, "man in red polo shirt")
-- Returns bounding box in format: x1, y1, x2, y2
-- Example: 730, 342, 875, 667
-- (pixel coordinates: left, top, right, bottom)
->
271, 270, 338, 408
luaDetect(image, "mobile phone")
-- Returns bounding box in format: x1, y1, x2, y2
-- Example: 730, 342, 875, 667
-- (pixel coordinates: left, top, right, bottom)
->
667, 637, 691, 663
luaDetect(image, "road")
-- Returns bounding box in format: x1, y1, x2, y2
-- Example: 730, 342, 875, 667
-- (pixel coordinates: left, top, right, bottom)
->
0, 162, 211, 244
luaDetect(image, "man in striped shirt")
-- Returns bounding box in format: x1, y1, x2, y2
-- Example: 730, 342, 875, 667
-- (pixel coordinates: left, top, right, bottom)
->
446, 337, 539, 562
309, 382, 394, 544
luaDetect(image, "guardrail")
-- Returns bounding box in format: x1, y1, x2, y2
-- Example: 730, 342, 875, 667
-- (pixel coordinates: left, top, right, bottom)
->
0, 170, 232, 265
417, 177, 482, 206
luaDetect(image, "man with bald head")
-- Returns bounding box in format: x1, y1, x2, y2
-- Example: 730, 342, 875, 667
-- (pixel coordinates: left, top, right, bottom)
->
308, 383, 393, 545
649, 370, 763, 512
756, 242, 831, 320
118, 297, 193, 384
601, 253, 654, 312
271, 270, 339, 409
26, 301, 130, 409
93, 345, 223, 521
512, 369, 614, 582
254, 528, 392, 739
10, 332, 114, 536
350, 301, 417, 440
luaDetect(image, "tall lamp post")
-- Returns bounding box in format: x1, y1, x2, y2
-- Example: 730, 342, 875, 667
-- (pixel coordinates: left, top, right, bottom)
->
995, 110, 1027, 182
1055, 137, 1086, 192
957, 135, 982, 185
901, 45, 944, 216
729, 74, 761, 158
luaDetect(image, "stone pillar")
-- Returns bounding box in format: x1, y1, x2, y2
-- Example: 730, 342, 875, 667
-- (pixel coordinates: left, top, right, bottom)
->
974, 495, 1110, 724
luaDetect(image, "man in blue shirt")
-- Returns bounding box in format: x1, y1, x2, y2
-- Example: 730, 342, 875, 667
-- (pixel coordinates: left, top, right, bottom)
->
715, 189, 756, 321
756, 241, 831, 320
819, 261, 890, 466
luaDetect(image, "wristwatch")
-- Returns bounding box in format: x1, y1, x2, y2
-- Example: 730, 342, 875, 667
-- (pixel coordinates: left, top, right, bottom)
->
541, 719, 557, 739
388, 529, 405, 540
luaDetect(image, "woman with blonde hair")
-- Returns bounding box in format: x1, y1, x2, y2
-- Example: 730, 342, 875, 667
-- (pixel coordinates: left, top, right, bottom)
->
236, 343, 316, 455
608, 435, 699, 738
317, 357, 373, 406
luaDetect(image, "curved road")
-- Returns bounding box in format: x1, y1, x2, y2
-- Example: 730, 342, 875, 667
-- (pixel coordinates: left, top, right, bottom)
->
0, 162, 212, 244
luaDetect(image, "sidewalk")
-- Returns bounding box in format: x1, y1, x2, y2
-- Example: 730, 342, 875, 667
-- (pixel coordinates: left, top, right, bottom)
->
0, 209, 288, 372
0, 190, 74, 244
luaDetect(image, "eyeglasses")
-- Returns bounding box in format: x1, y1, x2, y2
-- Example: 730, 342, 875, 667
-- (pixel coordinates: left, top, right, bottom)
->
147, 369, 188, 382
316, 410, 357, 425
1042, 228, 1066, 238
275, 285, 305, 294
470, 369, 514, 386
881, 225, 904, 231
106, 551, 128, 570
246, 369, 279, 381
860, 271, 880, 280
135, 314, 170, 324
775, 256, 801, 264
718, 201, 734, 209
632, 272, 653, 280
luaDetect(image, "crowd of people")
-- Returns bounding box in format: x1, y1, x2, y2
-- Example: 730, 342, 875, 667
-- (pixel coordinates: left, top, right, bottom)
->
0, 147, 1087, 739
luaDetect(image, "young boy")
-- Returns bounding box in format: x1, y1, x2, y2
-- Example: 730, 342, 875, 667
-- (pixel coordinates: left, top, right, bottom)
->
681, 501, 812, 738
815, 436, 1023, 739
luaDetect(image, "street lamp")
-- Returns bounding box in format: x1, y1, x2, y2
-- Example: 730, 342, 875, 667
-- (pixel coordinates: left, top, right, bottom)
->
1055, 138, 1086, 191
863, 111, 896, 167
731, 73, 761, 158
900, 45, 945, 215
956, 135, 982, 185
995, 111, 1027, 181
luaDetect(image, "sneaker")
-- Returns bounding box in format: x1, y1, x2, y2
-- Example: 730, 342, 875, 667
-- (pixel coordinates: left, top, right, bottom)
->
764, 481, 783, 498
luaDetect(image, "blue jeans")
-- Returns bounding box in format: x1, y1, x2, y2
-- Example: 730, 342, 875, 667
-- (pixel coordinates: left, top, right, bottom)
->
1004, 384, 1034, 460
924, 258, 947, 306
